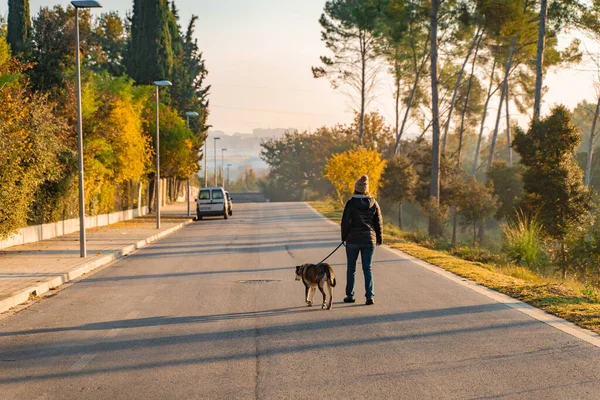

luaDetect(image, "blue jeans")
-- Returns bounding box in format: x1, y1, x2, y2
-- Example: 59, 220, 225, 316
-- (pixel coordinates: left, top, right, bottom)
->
345, 243, 375, 299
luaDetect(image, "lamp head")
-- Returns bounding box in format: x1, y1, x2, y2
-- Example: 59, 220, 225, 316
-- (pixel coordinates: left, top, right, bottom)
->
153, 80, 172, 87
71, 1, 102, 7
185, 111, 199, 117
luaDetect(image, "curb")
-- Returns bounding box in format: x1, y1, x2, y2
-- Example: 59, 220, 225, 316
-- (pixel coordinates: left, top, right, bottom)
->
0, 219, 193, 314
305, 202, 600, 348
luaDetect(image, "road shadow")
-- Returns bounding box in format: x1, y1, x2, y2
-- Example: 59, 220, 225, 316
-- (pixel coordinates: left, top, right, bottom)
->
0, 304, 545, 385
0, 302, 509, 339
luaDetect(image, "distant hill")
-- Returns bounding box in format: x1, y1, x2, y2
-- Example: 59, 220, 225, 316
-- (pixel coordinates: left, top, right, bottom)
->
204, 127, 294, 179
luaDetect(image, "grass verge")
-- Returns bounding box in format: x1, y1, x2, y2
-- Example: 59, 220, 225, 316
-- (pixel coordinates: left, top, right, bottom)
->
310, 200, 600, 334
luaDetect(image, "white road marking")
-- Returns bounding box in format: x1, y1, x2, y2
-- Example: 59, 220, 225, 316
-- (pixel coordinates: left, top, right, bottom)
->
305, 202, 600, 349
104, 328, 121, 339
69, 354, 96, 372
104, 311, 140, 339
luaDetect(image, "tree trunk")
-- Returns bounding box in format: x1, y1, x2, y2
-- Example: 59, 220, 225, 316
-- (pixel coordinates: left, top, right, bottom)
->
429, 0, 441, 236
534, 0, 548, 121
148, 176, 155, 213
394, 54, 401, 151
561, 242, 567, 280
359, 31, 366, 146
585, 97, 600, 186
450, 30, 477, 242
473, 60, 497, 175
459, 31, 483, 166
398, 202, 403, 230
138, 181, 143, 215
505, 85, 512, 166
393, 35, 430, 155
451, 208, 458, 246
488, 36, 517, 171
442, 26, 482, 153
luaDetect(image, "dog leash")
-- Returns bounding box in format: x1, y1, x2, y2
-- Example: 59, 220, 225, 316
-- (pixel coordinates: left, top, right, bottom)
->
316, 242, 345, 265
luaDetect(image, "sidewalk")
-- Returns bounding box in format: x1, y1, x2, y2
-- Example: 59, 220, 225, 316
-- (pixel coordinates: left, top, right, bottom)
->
0, 202, 194, 314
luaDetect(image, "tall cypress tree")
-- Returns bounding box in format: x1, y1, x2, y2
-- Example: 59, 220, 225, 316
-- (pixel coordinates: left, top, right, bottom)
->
7, 0, 31, 57
126, 0, 173, 84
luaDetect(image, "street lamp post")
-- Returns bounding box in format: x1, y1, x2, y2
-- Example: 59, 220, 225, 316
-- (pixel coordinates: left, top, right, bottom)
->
221, 148, 227, 187
185, 111, 199, 217
153, 80, 173, 229
203, 125, 212, 188
226, 164, 232, 190
213, 137, 220, 186
72, 0, 102, 258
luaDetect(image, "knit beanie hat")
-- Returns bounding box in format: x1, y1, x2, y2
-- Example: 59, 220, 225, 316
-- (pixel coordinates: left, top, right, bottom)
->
354, 175, 369, 194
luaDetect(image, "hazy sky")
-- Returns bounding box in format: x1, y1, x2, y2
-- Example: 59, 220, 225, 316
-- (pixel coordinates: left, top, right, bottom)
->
1, 1, 599, 136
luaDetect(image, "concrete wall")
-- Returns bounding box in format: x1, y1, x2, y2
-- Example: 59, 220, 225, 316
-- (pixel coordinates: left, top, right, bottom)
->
0, 206, 149, 250
229, 192, 266, 203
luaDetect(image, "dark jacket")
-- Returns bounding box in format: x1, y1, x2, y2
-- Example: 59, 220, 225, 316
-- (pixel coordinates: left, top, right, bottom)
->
341, 195, 383, 245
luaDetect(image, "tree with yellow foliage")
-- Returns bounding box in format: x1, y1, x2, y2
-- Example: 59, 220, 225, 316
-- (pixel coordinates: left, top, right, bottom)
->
0, 31, 67, 238
324, 147, 386, 205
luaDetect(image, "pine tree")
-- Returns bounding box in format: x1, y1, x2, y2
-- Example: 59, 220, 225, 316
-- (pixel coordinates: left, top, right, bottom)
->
312, 0, 383, 145
126, 0, 173, 84
7, 0, 31, 57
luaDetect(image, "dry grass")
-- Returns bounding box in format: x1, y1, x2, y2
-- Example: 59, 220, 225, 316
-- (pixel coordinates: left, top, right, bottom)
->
310, 200, 600, 334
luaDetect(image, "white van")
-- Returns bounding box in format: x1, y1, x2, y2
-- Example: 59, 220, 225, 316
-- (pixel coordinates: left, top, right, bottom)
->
196, 187, 230, 220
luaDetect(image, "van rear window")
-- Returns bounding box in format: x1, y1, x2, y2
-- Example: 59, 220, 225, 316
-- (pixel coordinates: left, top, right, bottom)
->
199, 190, 210, 200
212, 190, 224, 200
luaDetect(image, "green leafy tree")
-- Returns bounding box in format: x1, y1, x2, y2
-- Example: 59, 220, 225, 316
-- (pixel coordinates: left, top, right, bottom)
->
127, 0, 173, 84
456, 177, 499, 246
260, 128, 352, 200
92, 12, 127, 76
7, 0, 31, 57
407, 138, 461, 209
380, 154, 417, 229
169, 13, 210, 135
487, 161, 524, 221
513, 105, 593, 277
339, 111, 395, 156
29, 6, 79, 91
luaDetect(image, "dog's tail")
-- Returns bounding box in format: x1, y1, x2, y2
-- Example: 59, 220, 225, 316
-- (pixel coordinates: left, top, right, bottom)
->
327, 267, 336, 287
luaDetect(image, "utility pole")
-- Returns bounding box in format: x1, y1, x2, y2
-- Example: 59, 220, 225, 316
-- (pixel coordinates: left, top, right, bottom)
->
221, 148, 227, 187
213, 137, 220, 186
226, 164, 232, 190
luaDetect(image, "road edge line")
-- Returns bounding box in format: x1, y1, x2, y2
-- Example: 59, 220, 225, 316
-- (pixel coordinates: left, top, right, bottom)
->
0, 219, 192, 314
304, 202, 600, 348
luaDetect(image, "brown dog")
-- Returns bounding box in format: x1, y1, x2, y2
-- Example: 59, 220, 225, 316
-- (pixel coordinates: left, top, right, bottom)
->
295, 263, 336, 309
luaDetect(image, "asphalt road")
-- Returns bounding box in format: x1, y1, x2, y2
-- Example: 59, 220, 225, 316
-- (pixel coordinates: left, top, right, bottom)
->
1, 202, 600, 400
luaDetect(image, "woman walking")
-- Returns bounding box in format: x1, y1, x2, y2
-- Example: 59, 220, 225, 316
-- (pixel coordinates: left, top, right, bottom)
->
341, 175, 383, 305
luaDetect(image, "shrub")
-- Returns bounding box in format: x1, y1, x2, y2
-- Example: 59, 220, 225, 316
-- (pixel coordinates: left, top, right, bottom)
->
324, 147, 386, 205
502, 211, 548, 271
